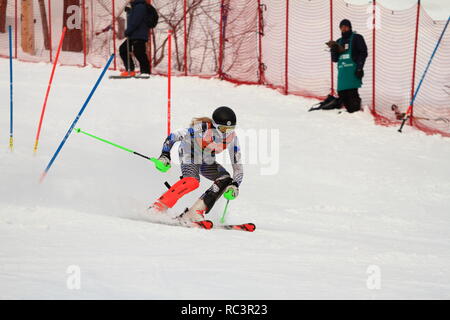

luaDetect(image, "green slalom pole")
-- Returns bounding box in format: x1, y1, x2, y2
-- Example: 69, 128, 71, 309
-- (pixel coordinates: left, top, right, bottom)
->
220, 189, 236, 224
74, 128, 171, 172
220, 200, 230, 224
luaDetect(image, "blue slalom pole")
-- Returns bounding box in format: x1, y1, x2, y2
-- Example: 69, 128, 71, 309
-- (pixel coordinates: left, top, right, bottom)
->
399, 16, 450, 132
40, 54, 114, 182
411, 16, 449, 106
8, 25, 13, 151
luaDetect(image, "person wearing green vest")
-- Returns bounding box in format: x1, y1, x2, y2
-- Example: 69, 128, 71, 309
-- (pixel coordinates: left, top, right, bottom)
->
330, 19, 368, 113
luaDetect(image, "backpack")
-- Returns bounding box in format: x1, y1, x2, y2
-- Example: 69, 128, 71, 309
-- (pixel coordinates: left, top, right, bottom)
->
145, 3, 159, 29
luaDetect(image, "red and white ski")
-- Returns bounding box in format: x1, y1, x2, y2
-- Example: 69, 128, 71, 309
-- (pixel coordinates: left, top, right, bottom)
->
190, 220, 214, 230
148, 218, 213, 230
143, 209, 213, 230
215, 223, 256, 232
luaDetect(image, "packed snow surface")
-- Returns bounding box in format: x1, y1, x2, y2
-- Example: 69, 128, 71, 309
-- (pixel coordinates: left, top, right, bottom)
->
0, 59, 449, 299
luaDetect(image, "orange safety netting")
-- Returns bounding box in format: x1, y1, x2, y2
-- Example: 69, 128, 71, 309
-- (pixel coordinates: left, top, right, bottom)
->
0, 0, 448, 136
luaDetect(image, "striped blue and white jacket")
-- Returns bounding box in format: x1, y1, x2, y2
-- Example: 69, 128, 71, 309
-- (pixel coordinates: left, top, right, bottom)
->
161, 121, 243, 186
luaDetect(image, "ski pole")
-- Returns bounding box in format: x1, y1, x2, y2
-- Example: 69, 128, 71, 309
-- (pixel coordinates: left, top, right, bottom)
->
220, 199, 230, 224
398, 106, 412, 133
220, 189, 237, 223
399, 16, 450, 133
74, 128, 171, 173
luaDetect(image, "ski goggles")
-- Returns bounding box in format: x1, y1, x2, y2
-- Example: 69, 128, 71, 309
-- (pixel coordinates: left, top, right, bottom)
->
212, 119, 235, 133
216, 125, 235, 133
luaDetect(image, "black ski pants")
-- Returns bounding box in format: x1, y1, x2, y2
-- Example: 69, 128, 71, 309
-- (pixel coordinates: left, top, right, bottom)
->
119, 39, 150, 74
181, 163, 232, 213
338, 88, 362, 113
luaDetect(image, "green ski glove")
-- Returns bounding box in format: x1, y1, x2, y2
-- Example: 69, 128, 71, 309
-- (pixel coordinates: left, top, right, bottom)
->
224, 182, 239, 200
150, 155, 171, 173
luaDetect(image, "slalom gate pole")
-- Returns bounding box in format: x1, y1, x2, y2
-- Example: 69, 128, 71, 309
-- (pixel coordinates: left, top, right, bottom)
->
82, 0, 87, 67
48, 0, 53, 62
40, 54, 114, 183
183, 0, 187, 76
34, 27, 67, 153
399, 16, 450, 133
14, 1, 17, 58
167, 29, 172, 136
73, 128, 171, 172
112, 0, 117, 70
8, 25, 13, 151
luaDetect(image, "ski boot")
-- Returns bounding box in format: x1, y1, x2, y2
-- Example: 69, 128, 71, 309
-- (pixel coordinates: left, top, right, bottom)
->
120, 71, 136, 77
148, 200, 168, 214
177, 199, 208, 225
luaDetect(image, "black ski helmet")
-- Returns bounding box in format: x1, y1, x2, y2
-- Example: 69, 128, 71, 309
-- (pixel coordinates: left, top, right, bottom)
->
212, 106, 236, 127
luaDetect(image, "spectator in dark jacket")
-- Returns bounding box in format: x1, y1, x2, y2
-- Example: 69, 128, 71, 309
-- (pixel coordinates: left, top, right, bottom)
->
119, 0, 150, 76
330, 19, 368, 113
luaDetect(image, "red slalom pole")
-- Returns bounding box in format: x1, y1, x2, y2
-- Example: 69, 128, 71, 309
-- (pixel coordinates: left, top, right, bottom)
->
167, 29, 172, 136
48, 0, 53, 62
34, 27, 67, 153
183, 0, 188, 76
14, 0, 17, 58
218, 1, 224, 77
330, 0, 334, 95
372, 0, 377, 115
112, 0, 117, 70
410, 0, 421, 126
284, 0, 289, 95
82, 0, 87, 67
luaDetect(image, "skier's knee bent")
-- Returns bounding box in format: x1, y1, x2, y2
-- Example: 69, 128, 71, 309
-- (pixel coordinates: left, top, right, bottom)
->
158, 177, 199, 208
153, 106, 244, 217
201, 176, 233, 213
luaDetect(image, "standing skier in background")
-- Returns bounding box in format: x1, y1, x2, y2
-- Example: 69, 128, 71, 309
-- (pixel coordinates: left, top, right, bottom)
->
149, 107, 243, 226
119, 0, 151, 77
329, 19, 368, 113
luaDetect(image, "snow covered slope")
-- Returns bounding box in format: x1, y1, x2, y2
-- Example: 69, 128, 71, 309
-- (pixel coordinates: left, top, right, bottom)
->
0, 60, 449, 299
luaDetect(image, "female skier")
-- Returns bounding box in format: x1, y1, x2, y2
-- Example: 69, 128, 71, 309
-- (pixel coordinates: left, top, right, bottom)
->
149, 106, 243, 225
